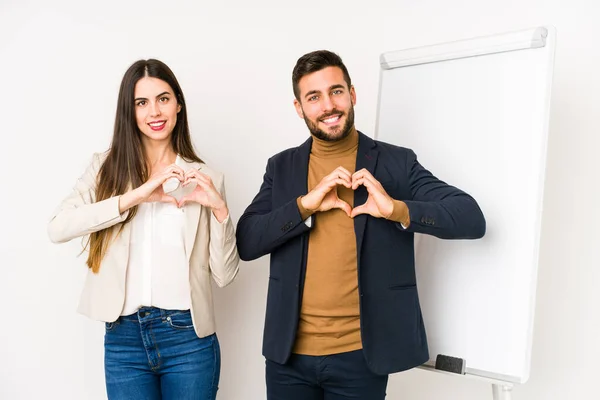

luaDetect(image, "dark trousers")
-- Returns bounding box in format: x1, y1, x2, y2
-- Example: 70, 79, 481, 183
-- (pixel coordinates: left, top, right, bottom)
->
266, 349, 388, 400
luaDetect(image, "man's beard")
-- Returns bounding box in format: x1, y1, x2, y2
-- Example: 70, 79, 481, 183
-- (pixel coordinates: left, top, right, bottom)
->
303, 106, 355, 142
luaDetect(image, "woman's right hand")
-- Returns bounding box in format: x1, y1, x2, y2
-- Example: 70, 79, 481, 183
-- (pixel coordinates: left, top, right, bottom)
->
119, 164, 185, 213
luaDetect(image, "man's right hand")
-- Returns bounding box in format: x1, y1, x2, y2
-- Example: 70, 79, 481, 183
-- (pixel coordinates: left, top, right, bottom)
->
300, 166, 352, 217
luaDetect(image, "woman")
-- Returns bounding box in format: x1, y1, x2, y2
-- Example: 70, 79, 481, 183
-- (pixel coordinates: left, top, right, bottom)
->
48, 59, 239, 400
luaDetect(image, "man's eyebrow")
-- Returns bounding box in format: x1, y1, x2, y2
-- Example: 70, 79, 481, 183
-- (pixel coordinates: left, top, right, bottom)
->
304, 89, 321, 99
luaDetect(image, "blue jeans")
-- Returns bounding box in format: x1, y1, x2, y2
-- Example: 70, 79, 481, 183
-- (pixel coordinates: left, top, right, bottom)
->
266, 350, 388, 399
104, 307, 220, 400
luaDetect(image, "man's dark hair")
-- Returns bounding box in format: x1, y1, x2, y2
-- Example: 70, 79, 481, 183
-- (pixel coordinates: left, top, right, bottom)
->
292, 50, 352, 101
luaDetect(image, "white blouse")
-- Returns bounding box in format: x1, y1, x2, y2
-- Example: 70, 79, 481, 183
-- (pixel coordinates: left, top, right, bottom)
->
121, 200, 191, 315
121, 156, 194, 315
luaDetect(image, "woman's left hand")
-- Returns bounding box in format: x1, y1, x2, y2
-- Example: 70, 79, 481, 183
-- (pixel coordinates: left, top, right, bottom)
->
178, 169, 229, 222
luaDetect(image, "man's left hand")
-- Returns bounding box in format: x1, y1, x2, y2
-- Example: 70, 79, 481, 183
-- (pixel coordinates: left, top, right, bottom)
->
350, 168, 394, 219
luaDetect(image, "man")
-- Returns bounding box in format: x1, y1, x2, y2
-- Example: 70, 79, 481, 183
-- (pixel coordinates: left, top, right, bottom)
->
236, 50, 486, 399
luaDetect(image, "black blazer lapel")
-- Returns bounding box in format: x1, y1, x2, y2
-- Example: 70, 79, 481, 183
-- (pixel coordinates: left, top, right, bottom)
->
290, 136, 312, 198
354, 132, 379, 267
290, 136, 312, 302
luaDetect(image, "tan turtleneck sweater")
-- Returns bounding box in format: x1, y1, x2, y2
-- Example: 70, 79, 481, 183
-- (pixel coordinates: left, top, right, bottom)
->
293, 128, 362, 355
292, 128, 411, 356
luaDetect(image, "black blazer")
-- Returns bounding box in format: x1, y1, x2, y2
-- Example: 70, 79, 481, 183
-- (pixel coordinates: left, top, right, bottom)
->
236, 132, 486, 375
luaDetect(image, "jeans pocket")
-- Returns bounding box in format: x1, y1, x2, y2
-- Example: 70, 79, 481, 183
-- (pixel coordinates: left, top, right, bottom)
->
166, 312, 194, 330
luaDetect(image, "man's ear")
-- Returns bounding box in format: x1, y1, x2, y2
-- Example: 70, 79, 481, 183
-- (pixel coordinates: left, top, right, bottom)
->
294, 99, 304, 119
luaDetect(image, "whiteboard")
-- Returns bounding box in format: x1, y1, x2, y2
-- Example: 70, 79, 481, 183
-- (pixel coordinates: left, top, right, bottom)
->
375, 27, 556, 383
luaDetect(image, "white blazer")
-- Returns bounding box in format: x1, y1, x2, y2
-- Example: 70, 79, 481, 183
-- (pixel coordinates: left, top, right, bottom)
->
48, 152, 240, 338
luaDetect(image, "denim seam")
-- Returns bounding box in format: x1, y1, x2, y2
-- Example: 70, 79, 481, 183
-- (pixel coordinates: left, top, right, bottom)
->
167, 318, 194, 330
209, 335, 218, 400
139, 321, 161, 372
149, 324, 161, 372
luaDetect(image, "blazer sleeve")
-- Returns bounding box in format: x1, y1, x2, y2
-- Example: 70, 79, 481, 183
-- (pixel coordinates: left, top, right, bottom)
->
47, 153, 129, 244
236, 157, 311, 261
401, 149, 486, 239
208, 174, 240, 287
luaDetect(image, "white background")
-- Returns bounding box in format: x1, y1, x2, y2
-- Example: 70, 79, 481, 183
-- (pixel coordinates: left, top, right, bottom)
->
0, 1, 598, 399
